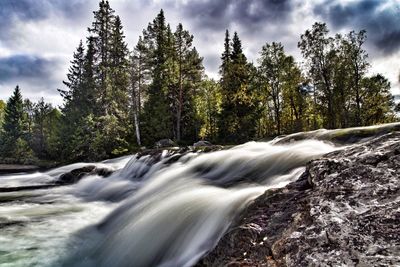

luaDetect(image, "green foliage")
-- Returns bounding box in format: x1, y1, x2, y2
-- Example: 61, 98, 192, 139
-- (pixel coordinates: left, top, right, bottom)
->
140, 10, 173, 146
58, 0, 131, 161
2, 4, 396, 163
297, 23, 390, 130
139, 11, 204, 146
195, 78, 221, 141
218, 31, 259, 143
360, 75, 395, 125
0, 100, 5, 127
1, 86, 27, 157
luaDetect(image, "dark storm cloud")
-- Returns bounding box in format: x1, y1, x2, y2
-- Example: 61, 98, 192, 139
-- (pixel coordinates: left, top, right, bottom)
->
181, 0, 293, 32
0, 55, 58, 83
314, 0, 400, 55
0, 0, 91, 34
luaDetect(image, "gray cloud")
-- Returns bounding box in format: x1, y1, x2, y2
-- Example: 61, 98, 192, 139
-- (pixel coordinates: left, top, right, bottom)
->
0, 0, 91, 37
314, 0, 400, 55
181, 0, 293, 32
0, 55, 58, 83
0, 54, 64, 105
0, 0, 399, 103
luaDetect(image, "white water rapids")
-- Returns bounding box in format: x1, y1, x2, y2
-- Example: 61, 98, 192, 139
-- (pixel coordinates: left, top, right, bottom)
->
0, 139, 338, 267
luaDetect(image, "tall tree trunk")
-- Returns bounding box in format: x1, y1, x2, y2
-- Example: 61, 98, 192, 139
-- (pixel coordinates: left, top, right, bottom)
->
134, 111, 141, 146
176, 55, 183, 142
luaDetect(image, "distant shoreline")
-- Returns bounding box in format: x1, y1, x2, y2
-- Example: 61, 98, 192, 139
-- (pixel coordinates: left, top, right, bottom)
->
0, 164, 41, 174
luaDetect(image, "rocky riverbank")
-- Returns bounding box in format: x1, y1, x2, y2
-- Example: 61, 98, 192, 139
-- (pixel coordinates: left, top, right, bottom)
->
198, 132, 400, 266
0, 164, 41, 174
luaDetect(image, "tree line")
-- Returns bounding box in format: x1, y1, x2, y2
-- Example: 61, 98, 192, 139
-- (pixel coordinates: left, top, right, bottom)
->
0, 0, 397, 163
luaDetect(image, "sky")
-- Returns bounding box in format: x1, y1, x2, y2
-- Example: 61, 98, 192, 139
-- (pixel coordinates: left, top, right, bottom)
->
0, 0, 399, 106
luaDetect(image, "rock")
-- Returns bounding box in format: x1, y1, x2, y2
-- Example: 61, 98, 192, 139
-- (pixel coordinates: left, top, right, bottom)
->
193, 140, 213, 147
154, 139, 176, 148
56, 166, 113, 185
198, 132, 400, 266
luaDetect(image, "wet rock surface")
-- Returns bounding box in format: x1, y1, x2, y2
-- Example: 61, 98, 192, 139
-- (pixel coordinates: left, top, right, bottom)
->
198, 132, 400, 266
56, 166, 113, 185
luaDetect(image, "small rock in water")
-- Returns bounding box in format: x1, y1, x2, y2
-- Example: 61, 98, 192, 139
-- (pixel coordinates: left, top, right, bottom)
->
56, 166, 113, 185
154, 139, 176, 148
193, 140, 213, 147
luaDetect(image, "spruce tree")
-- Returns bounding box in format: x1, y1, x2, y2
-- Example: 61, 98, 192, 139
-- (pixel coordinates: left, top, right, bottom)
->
141, 10, 173, 145
218, 29, 234, 142
60, 40, 85, 106
89, 0, 115, 116
1, 86, 31, 157
218, 31, 256, 143
32, 98, 52, 158
59, 41, 87, 160
130, 36, 150, 146
173, 23, 203, 142
98, 14, 131, 155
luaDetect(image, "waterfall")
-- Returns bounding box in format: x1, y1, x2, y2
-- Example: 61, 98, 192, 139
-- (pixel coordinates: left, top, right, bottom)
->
0, 139, 337, 267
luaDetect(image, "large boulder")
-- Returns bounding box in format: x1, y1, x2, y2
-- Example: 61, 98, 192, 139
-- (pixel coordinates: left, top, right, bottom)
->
198, 132, 400, 266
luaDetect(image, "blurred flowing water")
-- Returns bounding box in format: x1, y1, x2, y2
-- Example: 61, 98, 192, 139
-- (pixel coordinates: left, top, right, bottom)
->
0, 139, 338, 267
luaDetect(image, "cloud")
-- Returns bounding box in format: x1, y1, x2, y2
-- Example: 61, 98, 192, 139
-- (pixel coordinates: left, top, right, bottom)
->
0, 55, 64, 105
0, 0, 91, 38
180, 0, 293, 32
0, 0, 399, 103
313, 0, 400, 55
0, 55, 58, 83
0, 0, 90, 22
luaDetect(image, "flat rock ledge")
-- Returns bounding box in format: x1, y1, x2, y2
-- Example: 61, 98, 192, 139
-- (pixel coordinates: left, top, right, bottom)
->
197, 132, 400, 266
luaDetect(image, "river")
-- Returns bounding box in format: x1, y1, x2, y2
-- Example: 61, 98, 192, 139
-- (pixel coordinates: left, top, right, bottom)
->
0, 135, 351, 266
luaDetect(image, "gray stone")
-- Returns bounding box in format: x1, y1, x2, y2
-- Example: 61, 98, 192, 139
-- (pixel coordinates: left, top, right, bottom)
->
154, 139, 176, 148
193, 141, 213, 147
198, 132, 400, 266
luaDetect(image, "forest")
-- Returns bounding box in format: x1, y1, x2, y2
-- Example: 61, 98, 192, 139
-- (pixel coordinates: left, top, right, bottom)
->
0, 0, 398, 164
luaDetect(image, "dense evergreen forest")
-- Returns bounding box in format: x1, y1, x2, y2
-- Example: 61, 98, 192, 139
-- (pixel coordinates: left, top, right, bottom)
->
0, 0, 398, 163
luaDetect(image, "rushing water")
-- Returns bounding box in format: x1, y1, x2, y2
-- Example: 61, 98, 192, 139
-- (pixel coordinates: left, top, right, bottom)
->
0, 139, 338, 267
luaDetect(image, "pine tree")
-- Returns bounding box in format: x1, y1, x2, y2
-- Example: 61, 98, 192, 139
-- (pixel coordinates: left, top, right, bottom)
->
218, 29, 234, 142
173, 23, 204, 142
60, 40, 85, 107
89, 0, 115, 116
1, 86, 31, 158
59, 1, 132, 160
218, 31, 256, 143
23, 98, 35, 141
141, 10, 174, 145
82, 36, 97, 116
98, 14, 131, 155
130, 36, 150, 146
59, 41, 88, 160
32, 98, 52, 158
220, 30, 231, 79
